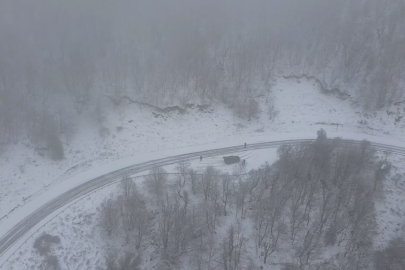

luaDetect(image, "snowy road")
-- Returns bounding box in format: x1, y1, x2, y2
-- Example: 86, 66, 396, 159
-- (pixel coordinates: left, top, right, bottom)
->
1, 138, 405, 267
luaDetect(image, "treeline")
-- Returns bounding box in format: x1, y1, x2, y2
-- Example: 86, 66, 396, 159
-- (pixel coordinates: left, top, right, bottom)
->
97, 130, 397, 270
1, 0, 404, 145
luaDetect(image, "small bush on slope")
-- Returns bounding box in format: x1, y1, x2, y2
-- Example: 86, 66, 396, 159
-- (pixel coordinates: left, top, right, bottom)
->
33, 233, 61, 256
33, 233, 61, 270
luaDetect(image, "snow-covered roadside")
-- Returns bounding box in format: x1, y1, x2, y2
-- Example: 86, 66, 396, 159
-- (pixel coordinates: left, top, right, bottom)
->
2, 77, 405, 224
2, 141, 405, 270
2, 129, 405, 268
2, 129, 405, 236
1, 76, 405, 250
0, 105, 239, 220
0, 148, 279, 269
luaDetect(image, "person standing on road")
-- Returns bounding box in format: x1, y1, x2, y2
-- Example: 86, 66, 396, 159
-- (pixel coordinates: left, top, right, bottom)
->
200, 156, 202, 161
244, 143, 247, 148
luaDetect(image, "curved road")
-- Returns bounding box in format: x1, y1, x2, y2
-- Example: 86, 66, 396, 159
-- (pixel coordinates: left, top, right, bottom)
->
1, 138, 405, 266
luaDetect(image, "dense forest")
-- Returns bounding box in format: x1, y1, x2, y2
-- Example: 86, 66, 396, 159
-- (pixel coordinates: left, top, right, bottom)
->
1, 0, 404, 146
86, 130, 399, 270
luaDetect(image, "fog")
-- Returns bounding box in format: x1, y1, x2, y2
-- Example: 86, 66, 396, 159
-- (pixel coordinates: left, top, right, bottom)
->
2, 1, 405, 269
0, 0, 404, 143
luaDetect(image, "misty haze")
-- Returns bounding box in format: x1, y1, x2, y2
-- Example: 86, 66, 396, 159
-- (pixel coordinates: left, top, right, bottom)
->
0, 0, 405, 269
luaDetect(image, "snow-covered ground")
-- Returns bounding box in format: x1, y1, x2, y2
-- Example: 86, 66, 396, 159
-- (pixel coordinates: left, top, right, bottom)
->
3, 148, 405, 270
2, 77, 405, 221
1, 149, 279, 270
1, 76, 405, 269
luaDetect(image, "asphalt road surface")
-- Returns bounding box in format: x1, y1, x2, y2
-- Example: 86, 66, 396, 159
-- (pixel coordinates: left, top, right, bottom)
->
1, 138, 405, 267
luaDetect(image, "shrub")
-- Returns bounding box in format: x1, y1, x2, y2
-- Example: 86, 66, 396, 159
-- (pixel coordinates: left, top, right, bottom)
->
58, 110, 77, 145
44, 255, 60, 270
46, 126, 64, 161
233, 98, 260, 120
27, 110, 64, 160
99, 198, 120, 236
33, 234, 61, 256
247, 98, 260, 120
145, 167, 168, 200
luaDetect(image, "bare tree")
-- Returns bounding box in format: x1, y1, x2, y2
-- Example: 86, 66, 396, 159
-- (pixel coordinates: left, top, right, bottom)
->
295, 222, 321, 267
233, 163, 246, 181
61, 45, 95, 114
262, 222, 286, 264
245, 170, 261, 203
172, 198, 194, 257
221, 173, 234, 216
100, 198, 120, 237
373, 160, 391, 193
28, 110, 64, 161
145, 167, 168, 203
252, 195, 284, 253
221, 224, 246, 270
119, 187, 149, 247
198, 170, 222, 234
192, 233, 217, 270
158, 194, 178, 251
134, 206, 149, 249
45, 119, 64, 161
57, 109, 77, 145
103, 49, 128, 107
316, 180, 334, 237
201, 201, 217, 234
189, 168, 199, 195
235, 180, 249, 219
200, 166, 221, 202
120, 175, 135, 200
176, 159, 191, 187
247, 99, 260, 120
